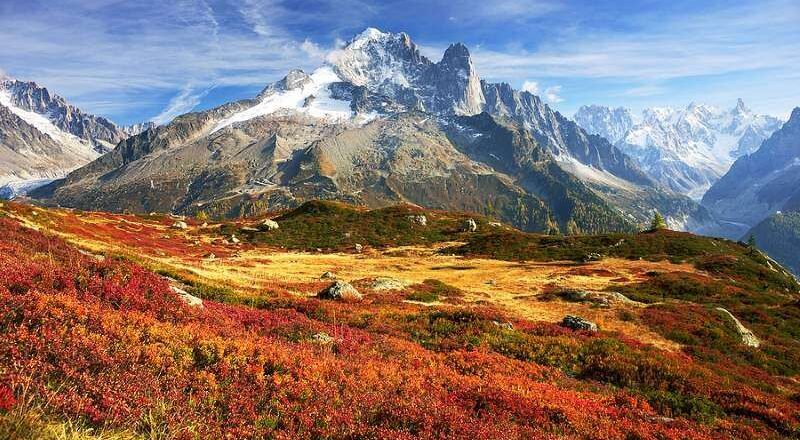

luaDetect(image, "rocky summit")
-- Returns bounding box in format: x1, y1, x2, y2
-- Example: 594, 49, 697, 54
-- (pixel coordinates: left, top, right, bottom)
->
575, 100, 782, 200
0, 77, 134, 194
31, 28, 705, 234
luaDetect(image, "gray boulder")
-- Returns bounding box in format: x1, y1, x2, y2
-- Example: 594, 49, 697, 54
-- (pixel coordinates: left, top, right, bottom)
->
318, 281, 363, 301
561, 315, 598, 332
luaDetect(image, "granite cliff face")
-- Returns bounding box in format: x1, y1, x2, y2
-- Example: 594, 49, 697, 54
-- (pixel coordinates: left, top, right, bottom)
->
0, 78, 130, 191
33, 28, 705, 233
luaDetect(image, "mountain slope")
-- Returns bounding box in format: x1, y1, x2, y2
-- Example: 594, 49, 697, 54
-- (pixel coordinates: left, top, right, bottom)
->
745, 211, 800, 276
701, 108, 800, 238
0, 77, 128, 189
33, 28, 701, 233
575, 101, 782, 199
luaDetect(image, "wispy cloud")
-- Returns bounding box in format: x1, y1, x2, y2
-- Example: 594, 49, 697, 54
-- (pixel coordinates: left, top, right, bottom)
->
151, 84, 214, 125
0, 0, 331, 123
471, 1, 799, 83
543, 85, 563, 103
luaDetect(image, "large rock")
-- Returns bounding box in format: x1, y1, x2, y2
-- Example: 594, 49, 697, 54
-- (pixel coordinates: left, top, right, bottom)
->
318, 281, 363, 301
170, 286, 204, 308
716, 308, 760, 348
561, 315, 598, 332
259, 219, 280, 231
371, 277, 409, 291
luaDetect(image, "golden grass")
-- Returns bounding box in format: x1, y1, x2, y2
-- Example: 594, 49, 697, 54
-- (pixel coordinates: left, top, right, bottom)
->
4, 205, 690, 350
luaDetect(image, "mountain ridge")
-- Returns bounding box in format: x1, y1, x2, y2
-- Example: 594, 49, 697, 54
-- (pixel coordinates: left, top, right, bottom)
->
31, 28, 706, 233
574, 100, 782, 199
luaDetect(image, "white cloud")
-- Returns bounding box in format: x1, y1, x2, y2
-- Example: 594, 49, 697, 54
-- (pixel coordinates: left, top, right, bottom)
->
0, 0, 332, 123
521, 80, 539, 94
471, 1, 800, 82
151, 85, 214, 125
543, 85, 563, 103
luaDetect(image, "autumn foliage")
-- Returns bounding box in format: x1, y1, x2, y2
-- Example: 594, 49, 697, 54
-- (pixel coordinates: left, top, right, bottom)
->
0, 211, 798, 438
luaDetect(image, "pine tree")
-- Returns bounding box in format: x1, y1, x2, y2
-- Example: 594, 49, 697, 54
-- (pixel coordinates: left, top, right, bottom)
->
566, 219, 580, 236
746, 233, 757, 255
650, 211, 667, 231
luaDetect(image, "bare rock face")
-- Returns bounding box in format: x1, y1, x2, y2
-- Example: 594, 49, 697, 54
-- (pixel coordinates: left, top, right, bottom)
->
318, 280, 363, 301
1, 79, 127, 150
702, 108, 800, 239
0, 78, 132, 189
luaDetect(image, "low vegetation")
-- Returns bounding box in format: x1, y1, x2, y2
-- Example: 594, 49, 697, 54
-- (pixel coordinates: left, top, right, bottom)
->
219, 200, 486, 251
1, 201, 799, 438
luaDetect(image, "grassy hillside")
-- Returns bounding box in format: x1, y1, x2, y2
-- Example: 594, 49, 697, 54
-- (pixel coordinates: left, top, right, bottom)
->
0, 202, 799, 438
220, 200, 497, 250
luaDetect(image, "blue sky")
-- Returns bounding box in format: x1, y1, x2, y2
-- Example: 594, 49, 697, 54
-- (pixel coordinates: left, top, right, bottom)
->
1, 0, 798, 125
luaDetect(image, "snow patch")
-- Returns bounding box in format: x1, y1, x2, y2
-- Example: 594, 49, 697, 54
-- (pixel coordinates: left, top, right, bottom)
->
555, 156, 636, 191
210, 67, 354, 134
0, 89, 99, 162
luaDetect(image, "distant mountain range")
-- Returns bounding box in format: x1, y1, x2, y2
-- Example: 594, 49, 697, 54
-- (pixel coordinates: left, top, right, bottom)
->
0, 77, 157, 195
574, 101, 782, 199
699, 108, 800, 240
30, 28, 709, 234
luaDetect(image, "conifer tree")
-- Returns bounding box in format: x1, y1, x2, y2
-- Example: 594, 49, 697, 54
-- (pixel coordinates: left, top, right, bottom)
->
746, 233, 757, 255
650, 211, 667, 231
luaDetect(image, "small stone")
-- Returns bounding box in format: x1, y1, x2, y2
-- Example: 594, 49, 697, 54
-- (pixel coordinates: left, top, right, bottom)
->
230, 235, 240, 244
486, 279, 497, 286
354, 243, 363, 253
488, 222, 502, 227
462, 218, 477, 233
311, 332, 334, 344
320, 271, 337, 280
371, 277, 409, 291
581, 253, 603, 263
407, 214, 427, 226
171, 221, 188, 230
203, 253, 216, 260
492, 320, 514, 330
561, 315, 598, 332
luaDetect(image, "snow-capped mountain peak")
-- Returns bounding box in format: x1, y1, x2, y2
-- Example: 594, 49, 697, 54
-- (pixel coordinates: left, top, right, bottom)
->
573, 101, 783, 199
0, 78, 130, 190
329, 27, 485, 116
